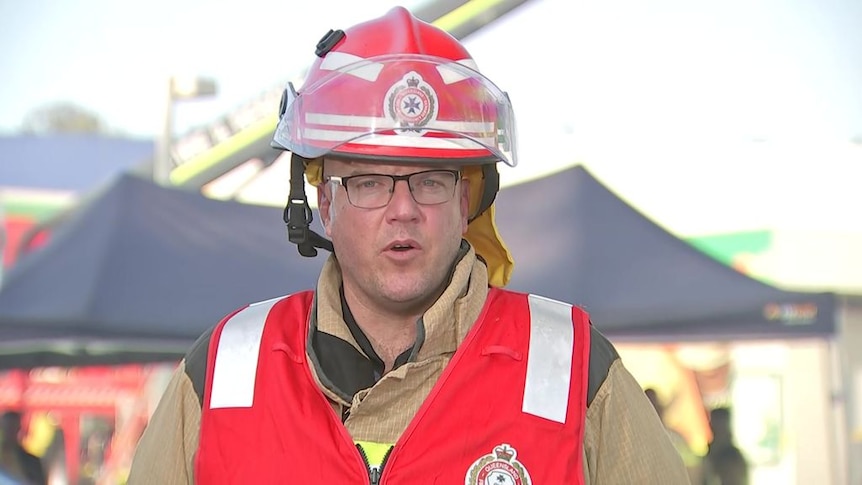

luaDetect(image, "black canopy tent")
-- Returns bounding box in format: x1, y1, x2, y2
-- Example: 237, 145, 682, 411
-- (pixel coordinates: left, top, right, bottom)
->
0, 166, 837, 369
494, 165, 836, 341
0, 173, 324, 369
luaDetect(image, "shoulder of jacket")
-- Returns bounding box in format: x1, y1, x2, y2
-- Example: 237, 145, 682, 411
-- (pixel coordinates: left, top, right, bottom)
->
496, 290, 619, 408
184, 325, 214, 407
586, 324, 619, 408
183, 293, 311, 407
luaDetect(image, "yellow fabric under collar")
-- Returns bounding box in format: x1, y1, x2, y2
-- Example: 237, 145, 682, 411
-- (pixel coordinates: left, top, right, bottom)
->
304, 159, 513, 287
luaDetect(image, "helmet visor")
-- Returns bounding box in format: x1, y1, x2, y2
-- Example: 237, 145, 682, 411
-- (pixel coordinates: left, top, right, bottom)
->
273, 55, 517, 166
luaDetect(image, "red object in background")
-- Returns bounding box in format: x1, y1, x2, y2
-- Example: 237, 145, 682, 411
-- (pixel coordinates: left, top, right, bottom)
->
2, 215, 50, 267
0, 365, 156, 485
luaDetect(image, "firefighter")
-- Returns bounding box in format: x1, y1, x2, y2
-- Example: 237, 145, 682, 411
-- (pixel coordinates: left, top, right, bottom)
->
129, 6, 688, 484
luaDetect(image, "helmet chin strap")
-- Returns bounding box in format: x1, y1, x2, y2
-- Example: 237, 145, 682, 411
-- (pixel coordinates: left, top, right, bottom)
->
283, 153, 499, 258
284, 153, 333, 257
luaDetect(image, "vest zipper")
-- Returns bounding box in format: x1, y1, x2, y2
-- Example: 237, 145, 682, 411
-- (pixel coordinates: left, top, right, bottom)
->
356, 443, 394, 485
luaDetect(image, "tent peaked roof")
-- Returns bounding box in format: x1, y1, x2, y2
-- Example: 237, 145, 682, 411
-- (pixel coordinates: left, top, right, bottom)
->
495, 165, 835, 340
0, 173, 323, 368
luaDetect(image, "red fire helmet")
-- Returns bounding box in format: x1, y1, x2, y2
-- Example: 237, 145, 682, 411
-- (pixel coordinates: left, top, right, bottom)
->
272, 6, 517, 167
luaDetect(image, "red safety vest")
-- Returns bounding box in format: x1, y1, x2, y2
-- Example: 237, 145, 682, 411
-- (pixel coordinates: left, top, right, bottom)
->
196, 288, 591, 484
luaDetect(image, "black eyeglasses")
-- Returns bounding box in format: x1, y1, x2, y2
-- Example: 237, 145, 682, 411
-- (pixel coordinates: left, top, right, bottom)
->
325, 169, 461, 209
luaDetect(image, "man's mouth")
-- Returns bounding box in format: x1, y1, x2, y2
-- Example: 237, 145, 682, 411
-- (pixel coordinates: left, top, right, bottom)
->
387, 240, 420, 252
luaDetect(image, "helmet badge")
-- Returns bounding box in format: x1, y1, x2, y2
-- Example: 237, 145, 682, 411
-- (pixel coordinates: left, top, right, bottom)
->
385, 71, 438, 135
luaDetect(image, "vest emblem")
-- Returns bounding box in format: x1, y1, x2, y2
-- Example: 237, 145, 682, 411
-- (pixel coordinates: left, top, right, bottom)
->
465, 444, 532, 485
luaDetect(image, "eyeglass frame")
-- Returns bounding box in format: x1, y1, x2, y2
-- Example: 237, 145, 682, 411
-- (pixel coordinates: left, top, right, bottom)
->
324, 169, 462, 209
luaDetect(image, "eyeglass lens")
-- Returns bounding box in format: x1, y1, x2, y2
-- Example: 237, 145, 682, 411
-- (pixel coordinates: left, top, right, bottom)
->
339, 170, 459, 208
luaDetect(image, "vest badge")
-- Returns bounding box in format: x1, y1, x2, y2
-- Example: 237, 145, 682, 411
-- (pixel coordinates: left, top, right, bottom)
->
465, 443, 532, 485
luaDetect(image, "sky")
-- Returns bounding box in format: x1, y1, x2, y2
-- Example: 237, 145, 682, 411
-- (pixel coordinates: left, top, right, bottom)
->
2, 0, 860, 140
0, 0, 425, 137
461, 0, 862, 234
2, 0, 862, 235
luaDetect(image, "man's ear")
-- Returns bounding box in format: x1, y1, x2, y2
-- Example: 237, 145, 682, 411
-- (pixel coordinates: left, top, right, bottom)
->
318, 184, 332, 234
460, 177, 471, 232
317, 184, 331, 226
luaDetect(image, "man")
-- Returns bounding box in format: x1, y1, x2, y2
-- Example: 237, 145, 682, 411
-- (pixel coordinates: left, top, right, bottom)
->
0, 411, 46, 485
703, 407, 749, 485
129, 6, 688, 484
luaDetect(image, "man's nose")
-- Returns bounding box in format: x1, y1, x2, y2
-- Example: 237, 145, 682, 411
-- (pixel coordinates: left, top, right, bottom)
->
385, 179, 421, 217
391, 179, 416, 201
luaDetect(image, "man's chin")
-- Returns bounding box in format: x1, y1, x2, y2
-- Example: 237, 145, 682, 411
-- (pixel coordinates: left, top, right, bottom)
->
380, 279, 437, 306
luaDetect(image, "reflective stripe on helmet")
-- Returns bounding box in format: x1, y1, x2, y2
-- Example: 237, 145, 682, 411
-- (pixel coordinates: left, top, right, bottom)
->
320, 52, 385, 81
319, 52, 480, 86
437, 60, 481, 83
522, 294, 575, 424
209, 296, 284, 409
302, 112, 498, 151
305, 113, 495, 133
302, 129, 497, 151
348, 134, 498, 150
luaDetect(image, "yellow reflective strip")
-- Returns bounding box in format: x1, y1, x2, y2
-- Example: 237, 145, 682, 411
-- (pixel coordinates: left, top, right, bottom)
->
168, 114, 278, 185
432, 0, 507, 32
354, 440, 394, 467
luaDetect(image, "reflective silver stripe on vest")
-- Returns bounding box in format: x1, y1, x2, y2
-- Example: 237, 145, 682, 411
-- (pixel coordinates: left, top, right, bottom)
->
522, 294, 575, 424
209, 296, 283, 409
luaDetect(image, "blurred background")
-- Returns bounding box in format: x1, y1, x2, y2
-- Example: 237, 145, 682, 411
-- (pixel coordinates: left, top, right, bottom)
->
1, 0, 861, 483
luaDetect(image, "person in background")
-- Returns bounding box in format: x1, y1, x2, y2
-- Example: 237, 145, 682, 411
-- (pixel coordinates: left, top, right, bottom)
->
703, 407, 749, 485
0, 411, 46, 485
128, 6, 689, 484
645, 387, 702, 483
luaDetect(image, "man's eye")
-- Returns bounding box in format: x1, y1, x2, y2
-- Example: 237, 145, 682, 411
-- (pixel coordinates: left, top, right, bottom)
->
350, 177, 385, 190
417, 175, 452, 188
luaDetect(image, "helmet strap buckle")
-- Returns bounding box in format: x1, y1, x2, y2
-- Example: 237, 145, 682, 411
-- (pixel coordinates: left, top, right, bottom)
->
284, 153, 333, 257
